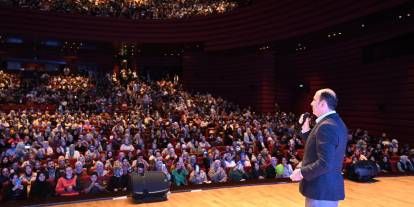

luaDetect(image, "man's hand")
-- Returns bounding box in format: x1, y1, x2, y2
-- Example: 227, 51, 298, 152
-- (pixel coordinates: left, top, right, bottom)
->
290, 169, 304, 182
299, 114, 311, 133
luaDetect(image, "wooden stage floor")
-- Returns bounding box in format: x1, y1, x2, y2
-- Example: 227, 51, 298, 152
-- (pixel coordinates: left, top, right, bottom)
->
54, 176, 414, 207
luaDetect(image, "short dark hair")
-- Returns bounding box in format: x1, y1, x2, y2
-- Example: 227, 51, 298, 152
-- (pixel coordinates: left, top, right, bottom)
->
319, 89, 338, 110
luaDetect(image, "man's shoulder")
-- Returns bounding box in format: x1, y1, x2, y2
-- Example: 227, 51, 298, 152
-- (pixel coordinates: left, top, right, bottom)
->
318, 114, 347, 135
320, 113, 344, 126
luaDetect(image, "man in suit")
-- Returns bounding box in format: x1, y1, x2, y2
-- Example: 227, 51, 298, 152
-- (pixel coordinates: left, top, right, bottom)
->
290, 88, 347, 207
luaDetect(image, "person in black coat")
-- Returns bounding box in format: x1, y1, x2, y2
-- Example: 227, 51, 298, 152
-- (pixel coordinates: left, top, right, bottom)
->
29, 171, 54, 199
378, 156, 392, 173
3, 173, 27, 201
107, 166, 128, 192
0, 167, 10, 191
265, 157, 278, 179
290, 89, 347, 207
250, 162, 266, 179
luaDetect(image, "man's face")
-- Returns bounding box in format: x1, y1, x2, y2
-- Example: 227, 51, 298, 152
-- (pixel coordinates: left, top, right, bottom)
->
311, 92, 323, 117
66, 168, 73, 177
48, 161, 55, 168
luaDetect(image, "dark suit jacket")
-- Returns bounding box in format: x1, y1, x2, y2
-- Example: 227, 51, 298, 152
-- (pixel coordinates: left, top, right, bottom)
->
300, 113, 347, 201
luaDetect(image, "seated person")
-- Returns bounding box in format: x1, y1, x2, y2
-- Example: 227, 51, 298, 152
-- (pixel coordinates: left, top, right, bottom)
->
265, 157, 278, 179
55, 167, 79, 196
66, 144, 81, 160
73, 161, 88, 192
107, 162, 128, 192
135, 162, 146, 176
397, 155, 414, 172
155, 160, 171, 181
277, 157, 293, 178
229, 162, 249, 182
83, 172, 108, 194
45, 160, 58, 183
93, 161, 110, 186
250, 162, 265, 180
171, 161, 189, 186
378, 156, 392, 173
20, 165, 37, 193
29, 171, 54, 199
208, 160, 227, 183
132, 153, 150, 172
3, 173, 27, 201
223, 153, 236, 169
189, 164, 210, 184
0, 167, 10, 190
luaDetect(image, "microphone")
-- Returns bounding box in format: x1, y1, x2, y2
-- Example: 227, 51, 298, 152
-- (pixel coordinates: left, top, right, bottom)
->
298, 112, 311, 126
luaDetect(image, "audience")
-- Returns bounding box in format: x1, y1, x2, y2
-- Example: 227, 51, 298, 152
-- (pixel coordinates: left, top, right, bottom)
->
0, 0, 253, 20
0, 68, 412, 204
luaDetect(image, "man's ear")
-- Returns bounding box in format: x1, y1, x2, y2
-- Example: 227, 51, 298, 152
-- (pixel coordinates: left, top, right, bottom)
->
319, 99, 327, 108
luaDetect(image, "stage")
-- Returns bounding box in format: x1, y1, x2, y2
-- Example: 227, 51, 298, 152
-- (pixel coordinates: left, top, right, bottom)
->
51, 176, 414, 207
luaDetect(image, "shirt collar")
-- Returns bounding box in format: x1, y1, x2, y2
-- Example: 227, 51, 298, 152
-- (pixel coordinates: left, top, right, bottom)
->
316, 111, 336, 124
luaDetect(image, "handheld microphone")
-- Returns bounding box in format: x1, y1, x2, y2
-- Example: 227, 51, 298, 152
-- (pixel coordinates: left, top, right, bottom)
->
298, 112, 311, 126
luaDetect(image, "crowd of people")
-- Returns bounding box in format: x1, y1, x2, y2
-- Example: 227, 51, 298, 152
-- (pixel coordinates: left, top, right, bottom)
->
345, 130, 414, 174
0, 0, 253, 20
0, 71, 94, 106
0, 71, 21, 104
0, 69, 413, 203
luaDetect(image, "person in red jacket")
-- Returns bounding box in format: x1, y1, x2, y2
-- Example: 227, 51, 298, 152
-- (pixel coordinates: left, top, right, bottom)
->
55, 166, 79, 196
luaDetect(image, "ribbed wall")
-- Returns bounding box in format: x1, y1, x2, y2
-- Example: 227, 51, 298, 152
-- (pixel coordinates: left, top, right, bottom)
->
282, 27, 414, 144
182, 50, 275, 112
0, 0, 407, 51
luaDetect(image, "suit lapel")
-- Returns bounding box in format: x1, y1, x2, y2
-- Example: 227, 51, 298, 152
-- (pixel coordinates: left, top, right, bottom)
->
305, 113, 337, 146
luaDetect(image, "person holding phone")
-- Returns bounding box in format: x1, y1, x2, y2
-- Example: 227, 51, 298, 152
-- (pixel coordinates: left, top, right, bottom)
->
4, 173, 27, 201
171, 161, 189, 186
189, 164, 210, 184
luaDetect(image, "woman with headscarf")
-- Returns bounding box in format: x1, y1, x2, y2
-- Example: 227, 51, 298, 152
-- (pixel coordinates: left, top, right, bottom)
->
29, 171, 54, 199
